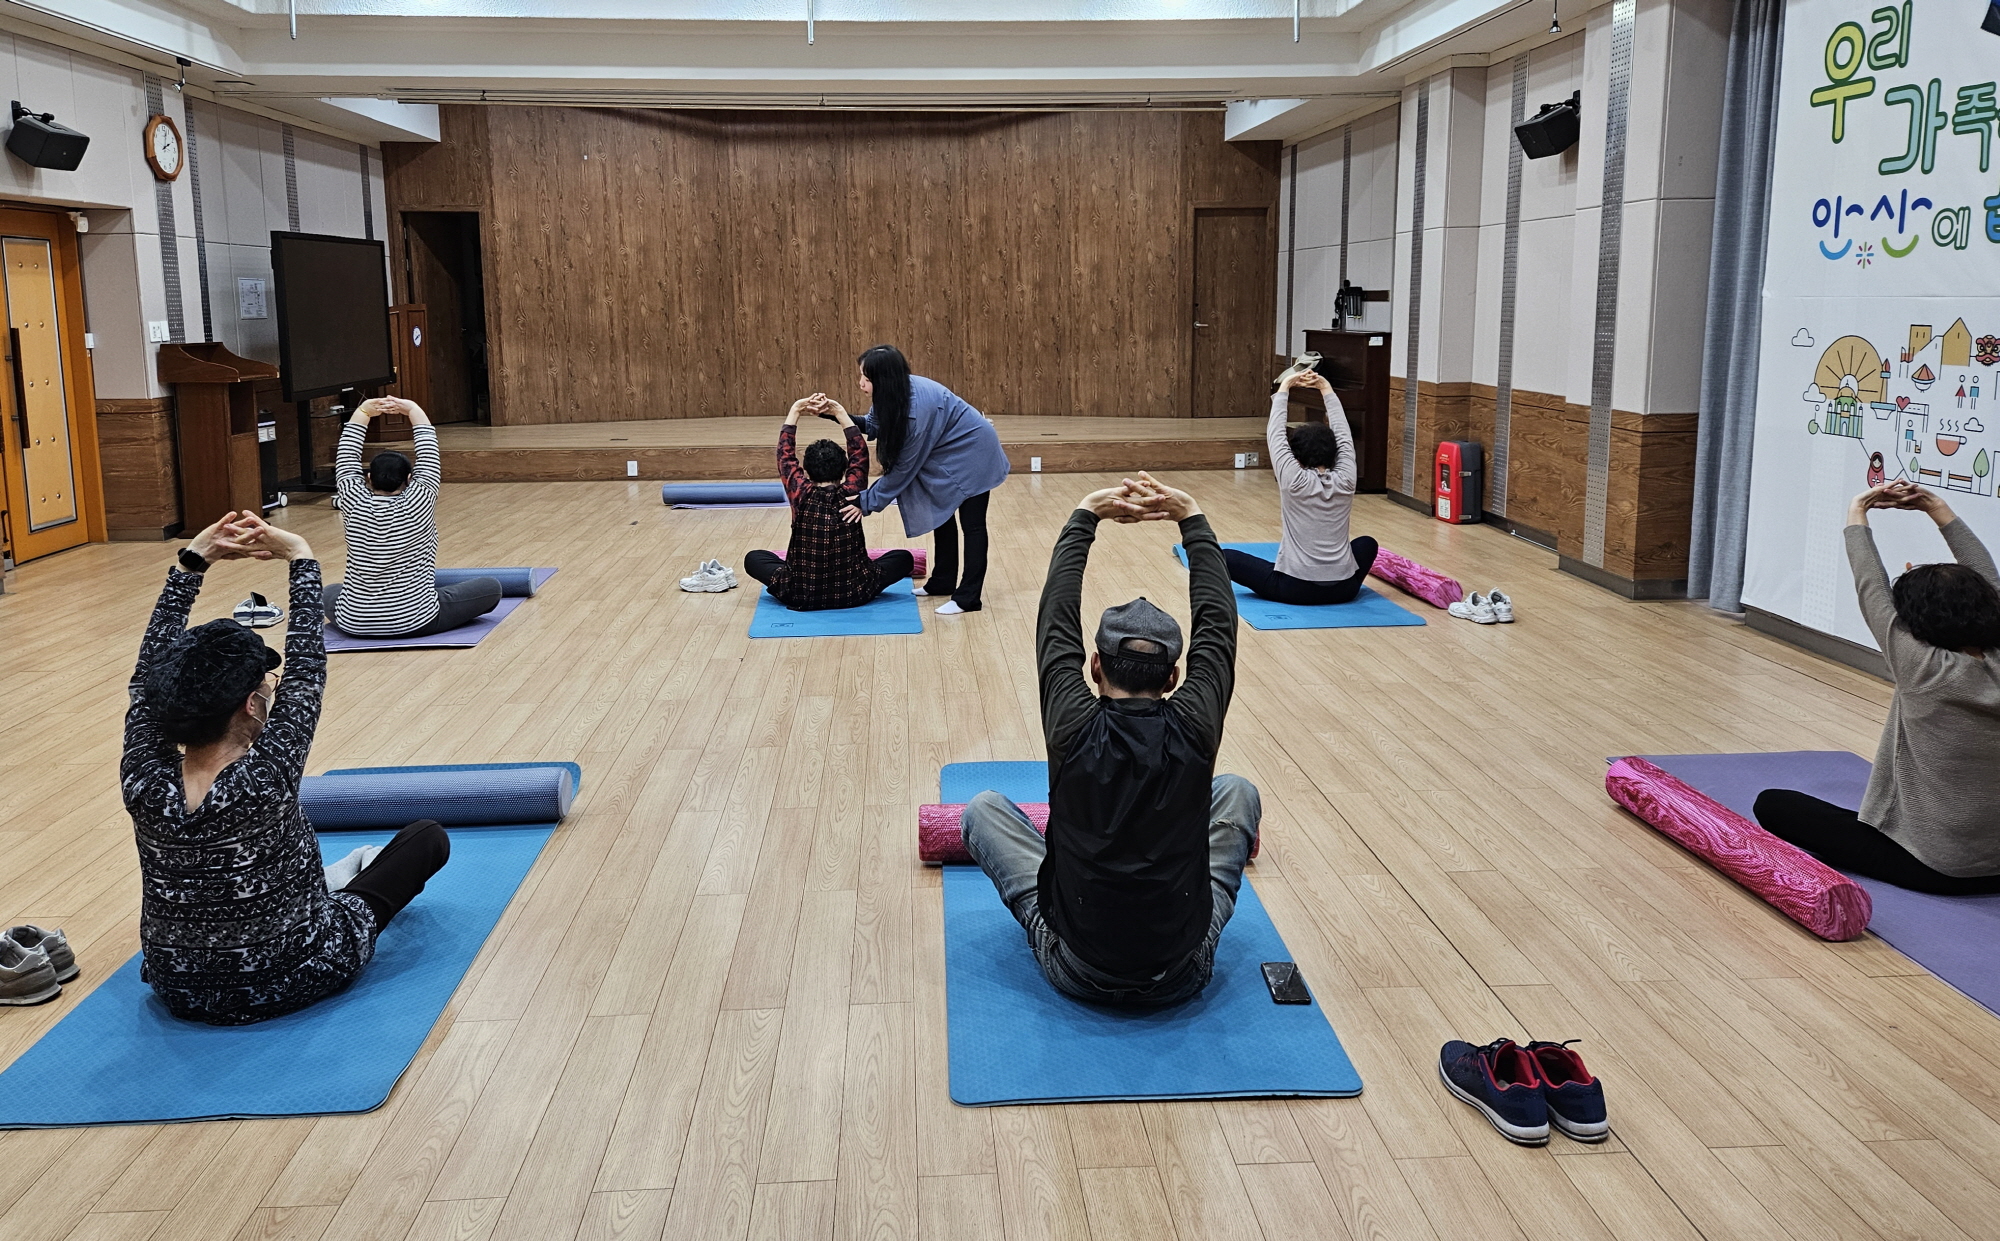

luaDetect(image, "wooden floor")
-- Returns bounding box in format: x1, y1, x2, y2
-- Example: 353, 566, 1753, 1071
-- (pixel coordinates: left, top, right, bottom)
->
2, 470, 1998, 1241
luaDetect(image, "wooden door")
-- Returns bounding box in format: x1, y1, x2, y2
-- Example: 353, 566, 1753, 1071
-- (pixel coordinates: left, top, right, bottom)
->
1191, 207, 1274, 418
0, 210, 100, 562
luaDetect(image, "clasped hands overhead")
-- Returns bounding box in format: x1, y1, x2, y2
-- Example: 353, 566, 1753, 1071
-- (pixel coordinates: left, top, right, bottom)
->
1080, 472, 1201, 524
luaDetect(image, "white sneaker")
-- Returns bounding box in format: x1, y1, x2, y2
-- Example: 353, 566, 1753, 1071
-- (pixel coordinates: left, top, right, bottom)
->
1487, 589, 1514, 623
679, 562, 737, 593
705, 559, 739, 588
1448, 592, 1497, 624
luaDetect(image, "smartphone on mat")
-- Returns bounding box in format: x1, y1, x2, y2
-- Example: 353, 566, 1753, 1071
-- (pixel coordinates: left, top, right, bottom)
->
1261, 961, 1312, 1005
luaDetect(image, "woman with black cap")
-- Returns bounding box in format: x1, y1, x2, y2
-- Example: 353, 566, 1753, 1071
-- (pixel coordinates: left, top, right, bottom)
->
124, 511, 450, 1025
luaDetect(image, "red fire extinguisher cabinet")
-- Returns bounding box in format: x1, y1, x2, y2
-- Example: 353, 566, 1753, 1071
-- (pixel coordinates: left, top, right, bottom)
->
1434, 440, 1483, 524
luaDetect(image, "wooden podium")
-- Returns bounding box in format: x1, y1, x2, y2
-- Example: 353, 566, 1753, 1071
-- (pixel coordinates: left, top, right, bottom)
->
157, 343, 280, 530
1302, 328, 1392, 494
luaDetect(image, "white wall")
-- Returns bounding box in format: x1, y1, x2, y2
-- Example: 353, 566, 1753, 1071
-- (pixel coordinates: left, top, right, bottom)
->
0, 29, 387, 400
1274, 103, 1399, 356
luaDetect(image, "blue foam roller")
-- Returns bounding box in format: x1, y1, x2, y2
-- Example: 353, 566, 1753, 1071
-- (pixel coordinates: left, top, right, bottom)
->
433, 567, 556, 597
301, 766, 574, 830
662, 481, 788, 506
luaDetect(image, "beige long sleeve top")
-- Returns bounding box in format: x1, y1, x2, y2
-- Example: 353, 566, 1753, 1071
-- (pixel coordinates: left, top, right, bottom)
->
1268, 390, 1360, 582
1848, 519, 2000, 877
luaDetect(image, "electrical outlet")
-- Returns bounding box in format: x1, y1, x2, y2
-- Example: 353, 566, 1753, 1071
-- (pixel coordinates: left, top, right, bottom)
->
626, 460, 639, 477
1245, 451, 1259, 467
1030, 456, 1042, 473
147, 320, 170, 343
1234, 453, 1246, 469
83, 332, 96, 349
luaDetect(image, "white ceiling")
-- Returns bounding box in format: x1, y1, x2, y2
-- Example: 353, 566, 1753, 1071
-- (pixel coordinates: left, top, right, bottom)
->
13, 0, 1592, 141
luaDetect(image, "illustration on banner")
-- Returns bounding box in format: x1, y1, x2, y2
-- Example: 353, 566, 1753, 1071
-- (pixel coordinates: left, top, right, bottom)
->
1803, 319, 1998, 497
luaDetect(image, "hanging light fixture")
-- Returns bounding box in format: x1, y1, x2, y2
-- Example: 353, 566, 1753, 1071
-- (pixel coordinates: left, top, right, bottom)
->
1550, 0, 1561, 34
1294, 0, 1301, 43
808, 0, 815, 45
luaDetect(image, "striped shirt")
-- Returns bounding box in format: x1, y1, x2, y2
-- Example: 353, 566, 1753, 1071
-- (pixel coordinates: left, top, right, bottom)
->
332, 421, 442, 635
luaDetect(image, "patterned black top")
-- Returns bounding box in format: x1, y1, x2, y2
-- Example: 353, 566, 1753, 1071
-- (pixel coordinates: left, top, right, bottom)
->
765, 423, 879, 611
122, 559, 376, 1025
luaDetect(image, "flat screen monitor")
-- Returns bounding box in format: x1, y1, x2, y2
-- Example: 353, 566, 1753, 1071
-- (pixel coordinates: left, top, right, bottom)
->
271, 231, 396, 401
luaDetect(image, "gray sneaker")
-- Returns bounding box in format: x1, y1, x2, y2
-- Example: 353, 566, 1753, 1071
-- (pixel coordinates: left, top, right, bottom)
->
0, 938, 59, 1005
7, 926, 74, 983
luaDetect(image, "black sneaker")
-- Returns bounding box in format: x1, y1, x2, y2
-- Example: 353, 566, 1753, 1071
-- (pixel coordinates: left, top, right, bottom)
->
1438, 1039, 1550, 1145
1527, 1040, 1609, 1142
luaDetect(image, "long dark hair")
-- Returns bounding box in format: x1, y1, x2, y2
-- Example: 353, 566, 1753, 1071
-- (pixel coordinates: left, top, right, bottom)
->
1893, 562, 2000, 651
859, 345, 913, 471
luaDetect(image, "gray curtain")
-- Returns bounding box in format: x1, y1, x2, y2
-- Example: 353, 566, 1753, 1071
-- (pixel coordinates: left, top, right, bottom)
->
1688, 0, 1785, 611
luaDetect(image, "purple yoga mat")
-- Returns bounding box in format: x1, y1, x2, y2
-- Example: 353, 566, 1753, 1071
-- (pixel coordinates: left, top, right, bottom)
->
324, 595, 526, 652
1640, 752, 2000, 1019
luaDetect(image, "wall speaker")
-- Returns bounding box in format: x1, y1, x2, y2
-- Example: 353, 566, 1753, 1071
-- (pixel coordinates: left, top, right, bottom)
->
1514, 91, 1581, 160
7, 102, 89, 172
1984, 1, 1999, 36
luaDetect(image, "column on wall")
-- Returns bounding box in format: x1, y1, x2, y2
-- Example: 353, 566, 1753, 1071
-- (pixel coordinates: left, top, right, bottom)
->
1276, 108, 1399, 358
1389, 68, 1486, 505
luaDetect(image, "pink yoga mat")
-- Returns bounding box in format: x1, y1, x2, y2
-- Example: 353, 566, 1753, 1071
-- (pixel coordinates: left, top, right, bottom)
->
1368, 548, 1463, 609
918, 803, 1262, 865
1605, 756, 1871, 940
771, 548, 926, 576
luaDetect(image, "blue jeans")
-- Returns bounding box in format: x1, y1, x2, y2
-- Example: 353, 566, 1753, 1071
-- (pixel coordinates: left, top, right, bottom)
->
959, 774, 1261, 1007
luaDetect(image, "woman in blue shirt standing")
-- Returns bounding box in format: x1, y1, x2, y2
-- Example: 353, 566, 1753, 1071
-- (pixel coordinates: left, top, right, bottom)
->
831, 345, 1010, 614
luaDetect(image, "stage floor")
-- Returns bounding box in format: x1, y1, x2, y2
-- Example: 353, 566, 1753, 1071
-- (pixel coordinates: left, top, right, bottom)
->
432, 415, 1267, 481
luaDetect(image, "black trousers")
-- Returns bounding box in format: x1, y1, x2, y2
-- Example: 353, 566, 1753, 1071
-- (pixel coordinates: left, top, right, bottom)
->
742, 549, 915, 606
324, 577, 503, 639
1223, 537, 1379, 606
927, 491, 991, 610
1753, 789, 2000, 895
342, 819, 453, 932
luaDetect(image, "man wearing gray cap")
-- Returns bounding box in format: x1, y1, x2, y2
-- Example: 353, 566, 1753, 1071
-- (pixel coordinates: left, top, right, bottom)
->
960, 472, 1261, 1006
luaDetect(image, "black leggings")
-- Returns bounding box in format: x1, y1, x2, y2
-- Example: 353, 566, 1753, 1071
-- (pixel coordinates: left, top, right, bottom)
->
323, 577, 503, 639
1753, 789, 2000, 896
1223, 537, 1379, 606
928, 491, 991, 610
342, 819, 452, 932
741, 549, 915, 604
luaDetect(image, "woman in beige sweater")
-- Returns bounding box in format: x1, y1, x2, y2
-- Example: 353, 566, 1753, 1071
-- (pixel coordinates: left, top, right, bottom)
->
1754, 482, 2000, 894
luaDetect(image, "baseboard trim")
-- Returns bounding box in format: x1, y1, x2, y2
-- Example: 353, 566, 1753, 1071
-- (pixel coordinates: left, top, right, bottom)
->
1384, 488, 1429, 516
1744, 607, 1888, 680
1558, 555, 1687, 600
1483, 513, 1557, 550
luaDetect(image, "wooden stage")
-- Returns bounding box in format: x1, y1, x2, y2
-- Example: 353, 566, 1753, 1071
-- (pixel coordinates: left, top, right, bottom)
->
431, 416, 1268, 482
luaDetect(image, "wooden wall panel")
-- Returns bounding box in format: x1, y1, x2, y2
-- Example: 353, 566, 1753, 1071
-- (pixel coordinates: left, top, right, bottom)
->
384, 107, 1278, 425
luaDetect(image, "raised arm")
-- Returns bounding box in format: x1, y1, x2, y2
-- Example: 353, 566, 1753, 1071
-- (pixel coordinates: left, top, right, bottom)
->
1037, 509, 1103, 759
1845, 489, 1900, 652
1168, 516, 1238, 756
1940, 519, 1999, 591
776, 422, 807, 505
335, 419, 368, 504
1266, 390, 1299, 487
124, 565, 205, 768
406, 402, 442, 495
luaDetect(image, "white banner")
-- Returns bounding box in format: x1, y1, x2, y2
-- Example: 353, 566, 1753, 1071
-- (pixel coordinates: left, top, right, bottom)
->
1743, 1, 2000, 648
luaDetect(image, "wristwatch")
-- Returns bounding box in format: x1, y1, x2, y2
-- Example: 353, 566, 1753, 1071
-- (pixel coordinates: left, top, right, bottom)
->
177, 547, 210, 574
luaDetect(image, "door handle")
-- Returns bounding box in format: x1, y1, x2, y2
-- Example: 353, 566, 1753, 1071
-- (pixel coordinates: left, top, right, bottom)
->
5, 328, 26, 452
1194, 322, 1210, 328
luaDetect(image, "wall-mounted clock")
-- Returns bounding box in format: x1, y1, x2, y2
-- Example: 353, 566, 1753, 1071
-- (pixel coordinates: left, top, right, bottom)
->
143, 114, 183, 182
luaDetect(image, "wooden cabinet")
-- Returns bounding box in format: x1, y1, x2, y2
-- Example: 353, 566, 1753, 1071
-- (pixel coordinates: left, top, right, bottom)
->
1303, 329, 1392, 494
157, 343, 280, 530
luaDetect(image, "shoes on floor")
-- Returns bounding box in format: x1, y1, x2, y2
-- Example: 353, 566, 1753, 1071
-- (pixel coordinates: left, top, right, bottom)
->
4, 925, 74, 984
233, 592, 283, 628
679, 559, 738, 593
1448, 592, 1497, 625
0, 937, 60, 1006
1487, 589, 1515, 623
1438, 1039, 1550, 1145
1527, 1040, 1608, 1141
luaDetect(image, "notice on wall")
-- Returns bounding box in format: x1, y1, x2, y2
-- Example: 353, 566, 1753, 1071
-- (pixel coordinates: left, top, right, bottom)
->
238, 277, 268, 320
1743, 1, 2000, 647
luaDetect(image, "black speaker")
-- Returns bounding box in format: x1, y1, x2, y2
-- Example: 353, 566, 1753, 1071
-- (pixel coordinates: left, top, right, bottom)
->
1515, 91, 1581, 160
6, 102, 89, 172
1984, 1, 2000, 36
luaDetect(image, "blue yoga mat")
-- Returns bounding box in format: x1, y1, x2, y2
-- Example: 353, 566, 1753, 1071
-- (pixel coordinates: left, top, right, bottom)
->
748, 578, 922, 638
433, 567, 559, 597
1635, 752, 2000, 1020
1173, 543, 1422, 631
0, 763, 571, 1127
943, 866, 1363, 1104
663, 481, 788, 507
941, 761, 1048, 805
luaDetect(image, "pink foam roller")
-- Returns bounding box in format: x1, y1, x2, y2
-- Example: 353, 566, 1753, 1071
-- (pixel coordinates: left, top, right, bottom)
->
772, 547, 926, 576
1367, 547, 1463, 608
917, 803, 1262, 865
1605, 757, 1871, 941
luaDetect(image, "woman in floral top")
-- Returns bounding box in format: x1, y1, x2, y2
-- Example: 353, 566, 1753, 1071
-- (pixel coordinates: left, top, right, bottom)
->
123, 512, 448, 1025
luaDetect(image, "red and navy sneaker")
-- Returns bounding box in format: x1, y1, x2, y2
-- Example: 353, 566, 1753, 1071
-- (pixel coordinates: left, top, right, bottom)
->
1438, 1039, 1549, 1145
1527, 1040, 1608, 1142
